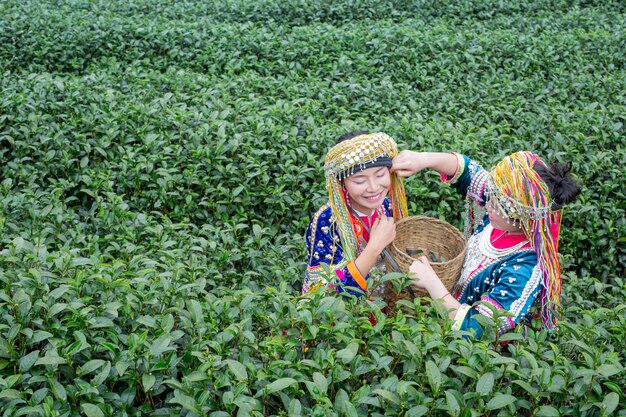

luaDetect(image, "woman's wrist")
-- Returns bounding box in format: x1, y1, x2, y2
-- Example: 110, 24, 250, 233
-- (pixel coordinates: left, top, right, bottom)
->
426, 279, 449, 299
409, 152, 433, 172
363, 241, 385, 256
439, 291, 452, 300
423, 152, 458, 177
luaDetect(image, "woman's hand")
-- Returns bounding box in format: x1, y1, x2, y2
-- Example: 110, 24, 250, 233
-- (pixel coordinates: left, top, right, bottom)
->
368, 215, 396, 252
410, 256, 460, 315
391, 150, 430, 177
355, 216, 396, 280
409, 256, 442, 292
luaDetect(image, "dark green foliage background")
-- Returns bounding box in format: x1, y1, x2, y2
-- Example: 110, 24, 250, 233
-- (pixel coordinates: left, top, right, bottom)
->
0, 1, 624, 416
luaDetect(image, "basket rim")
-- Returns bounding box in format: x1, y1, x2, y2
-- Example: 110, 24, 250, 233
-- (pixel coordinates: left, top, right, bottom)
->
390, 215, 467, 265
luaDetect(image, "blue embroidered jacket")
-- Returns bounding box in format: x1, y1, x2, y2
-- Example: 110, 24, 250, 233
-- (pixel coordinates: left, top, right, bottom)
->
303, 199, 392, 296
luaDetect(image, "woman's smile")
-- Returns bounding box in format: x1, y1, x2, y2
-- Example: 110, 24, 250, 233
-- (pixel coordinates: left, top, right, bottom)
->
364, 192, 383, 202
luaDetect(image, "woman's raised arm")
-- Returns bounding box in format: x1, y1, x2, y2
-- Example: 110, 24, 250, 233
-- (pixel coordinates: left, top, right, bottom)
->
391, 151, 458, 178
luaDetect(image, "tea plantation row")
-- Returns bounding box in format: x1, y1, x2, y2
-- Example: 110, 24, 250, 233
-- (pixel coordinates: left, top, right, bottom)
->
0, 0, 625, 416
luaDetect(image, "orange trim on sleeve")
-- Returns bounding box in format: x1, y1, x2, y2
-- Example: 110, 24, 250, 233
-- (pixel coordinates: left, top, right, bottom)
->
441, 152, 464, 184
347, 262, 367, 290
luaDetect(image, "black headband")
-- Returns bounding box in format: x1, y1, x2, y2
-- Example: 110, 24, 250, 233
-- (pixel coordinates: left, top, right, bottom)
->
339, 156, 393, 180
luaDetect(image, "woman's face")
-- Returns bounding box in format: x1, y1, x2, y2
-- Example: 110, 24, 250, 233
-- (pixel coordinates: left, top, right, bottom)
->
343, 166, 391, 215
486, 197, 523, 233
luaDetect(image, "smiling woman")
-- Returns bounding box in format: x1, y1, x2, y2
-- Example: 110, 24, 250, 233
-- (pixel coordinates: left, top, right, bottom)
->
303, 131, 408, 296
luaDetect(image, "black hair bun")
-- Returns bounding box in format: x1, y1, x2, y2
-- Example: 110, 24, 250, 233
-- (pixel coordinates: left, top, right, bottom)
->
535, 160, 582, 209
336, 130, 370, 143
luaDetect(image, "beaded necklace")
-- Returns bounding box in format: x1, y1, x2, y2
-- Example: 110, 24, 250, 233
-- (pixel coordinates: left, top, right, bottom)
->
456, 225, 532, 296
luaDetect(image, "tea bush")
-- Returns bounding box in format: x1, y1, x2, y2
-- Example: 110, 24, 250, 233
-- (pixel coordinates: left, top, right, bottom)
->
0, 0, 624, 415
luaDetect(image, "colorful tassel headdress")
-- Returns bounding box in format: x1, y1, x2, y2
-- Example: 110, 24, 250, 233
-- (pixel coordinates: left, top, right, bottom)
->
486, 151, 562, 329
324, 132, 408, 261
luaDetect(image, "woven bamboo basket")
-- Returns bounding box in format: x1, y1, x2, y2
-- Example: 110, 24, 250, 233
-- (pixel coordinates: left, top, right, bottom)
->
385, 216, 467, 307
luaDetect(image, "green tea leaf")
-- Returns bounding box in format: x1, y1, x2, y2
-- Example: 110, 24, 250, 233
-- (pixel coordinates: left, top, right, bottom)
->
403, 340, 419, 357
80, 403, 104, 417
601, 392, 619, 414
445, 390, 460, 415
406, 405, 429, 417
476, 373, 494, 395
372, 389, 400, 405
71, 257, 93, 267
30, 330, 53, 344
263, 378, 298, 395
287, 398, 302, 416
486, 394, 517, 410
78, 359, 106, 376
142, 373, 156, 391
596, 364, 622, 378
0, 389, 23, 400
498, 332, 524, 342
47, 377, 67, 401
35, 356, 66, 366
225, 359, 248, 381
313, 372, 328, 395
535, 405, 560, 416
19, 350, 40, 372
425, 360, 442, 392
149, 335, 172, 356
336, 342, 359, 363
170, 392, 200, 413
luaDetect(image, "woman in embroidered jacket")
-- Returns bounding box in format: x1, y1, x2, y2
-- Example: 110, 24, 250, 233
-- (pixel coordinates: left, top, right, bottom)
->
393, 151, 581, 337
303, 131, 408, 296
